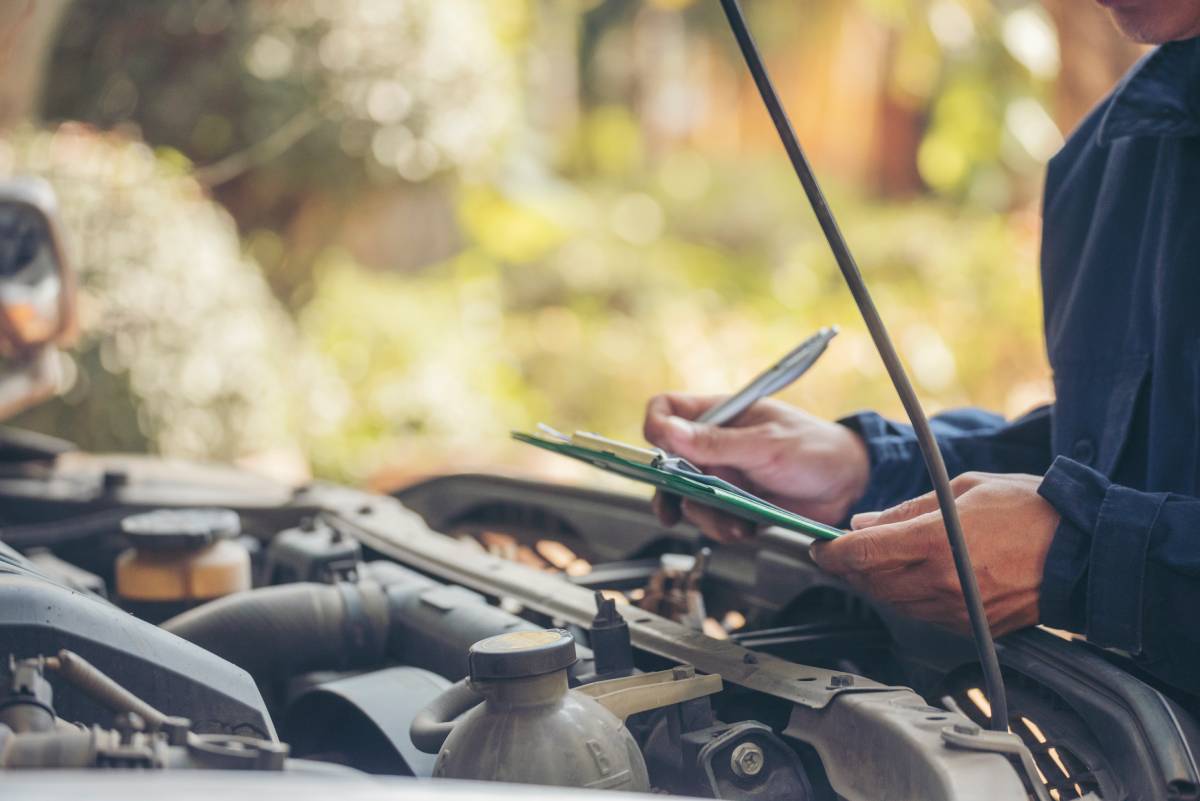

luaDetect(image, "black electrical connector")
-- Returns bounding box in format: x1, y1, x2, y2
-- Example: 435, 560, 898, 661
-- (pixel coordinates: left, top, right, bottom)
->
591, 590, 635, 678
715, 0, 1009, 731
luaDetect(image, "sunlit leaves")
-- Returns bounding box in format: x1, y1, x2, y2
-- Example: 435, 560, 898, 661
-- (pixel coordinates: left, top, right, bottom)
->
458, 185, 571, 265
20, 0, 1069, 484
578, 106, 646, 177
1002, 5, 1061, 79
293, 149, 1051, 481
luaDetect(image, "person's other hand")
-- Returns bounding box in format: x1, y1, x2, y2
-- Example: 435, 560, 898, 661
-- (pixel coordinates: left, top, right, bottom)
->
809, 472, 1058, 636
642, 393, 870, 541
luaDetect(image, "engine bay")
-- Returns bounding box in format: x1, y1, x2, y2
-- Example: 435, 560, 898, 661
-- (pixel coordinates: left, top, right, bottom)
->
1, 448, 1198, 801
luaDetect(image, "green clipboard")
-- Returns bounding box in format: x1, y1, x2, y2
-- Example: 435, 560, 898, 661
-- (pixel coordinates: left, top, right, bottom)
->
513, 430, 843, 540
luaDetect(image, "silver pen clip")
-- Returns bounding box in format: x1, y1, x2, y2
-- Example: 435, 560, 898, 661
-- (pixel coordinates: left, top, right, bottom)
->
696, 326, 838, 427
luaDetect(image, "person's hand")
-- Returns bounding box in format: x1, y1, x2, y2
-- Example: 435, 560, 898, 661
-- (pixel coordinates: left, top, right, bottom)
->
642, 393, 871, 541
809, 472, 1059, 636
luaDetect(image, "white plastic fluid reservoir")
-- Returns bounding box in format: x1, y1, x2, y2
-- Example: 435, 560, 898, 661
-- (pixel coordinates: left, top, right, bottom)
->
434, 629, 651, 791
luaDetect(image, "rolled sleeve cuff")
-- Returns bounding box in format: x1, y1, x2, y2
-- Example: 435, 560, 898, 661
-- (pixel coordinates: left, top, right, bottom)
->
1037, 455, 1164, 654
837, 411, 926, 520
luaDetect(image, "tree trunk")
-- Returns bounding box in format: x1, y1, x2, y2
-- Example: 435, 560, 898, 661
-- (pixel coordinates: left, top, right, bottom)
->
1042, 0, 1145, 134
0, 0, 71, 131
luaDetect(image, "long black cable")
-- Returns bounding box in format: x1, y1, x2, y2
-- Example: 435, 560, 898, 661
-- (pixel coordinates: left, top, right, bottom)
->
716, 0, 1009, 731
0, 508, 133, 549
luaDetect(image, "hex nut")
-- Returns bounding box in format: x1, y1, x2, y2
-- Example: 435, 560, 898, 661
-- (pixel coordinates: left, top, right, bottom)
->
730, 741, 765, 778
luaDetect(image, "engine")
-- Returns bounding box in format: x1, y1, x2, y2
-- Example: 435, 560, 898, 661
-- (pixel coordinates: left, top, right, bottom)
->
1, 449, 1198, 801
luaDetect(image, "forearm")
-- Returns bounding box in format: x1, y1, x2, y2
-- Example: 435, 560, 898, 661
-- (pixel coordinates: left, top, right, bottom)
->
1038, 456, 1200, 696
839, 404, 1054, 519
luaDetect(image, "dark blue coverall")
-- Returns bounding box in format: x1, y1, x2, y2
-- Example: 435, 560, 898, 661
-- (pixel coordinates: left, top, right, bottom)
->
840, 37, 1200, 698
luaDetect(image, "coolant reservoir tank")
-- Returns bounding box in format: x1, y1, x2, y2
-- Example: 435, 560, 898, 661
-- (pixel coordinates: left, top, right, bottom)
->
115, 508, 250, 621
434, 629, 650, 791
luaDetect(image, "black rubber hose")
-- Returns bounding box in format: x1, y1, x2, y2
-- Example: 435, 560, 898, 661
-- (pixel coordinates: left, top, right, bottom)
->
717, 0, 1009, 732
409, 678, 484, 755
163, 565, 598, 695
0, 508, 132, 549
162, 582, 390, 684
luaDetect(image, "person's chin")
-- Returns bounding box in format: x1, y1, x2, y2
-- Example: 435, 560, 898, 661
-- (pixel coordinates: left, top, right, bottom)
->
1098, 0, 1200, 43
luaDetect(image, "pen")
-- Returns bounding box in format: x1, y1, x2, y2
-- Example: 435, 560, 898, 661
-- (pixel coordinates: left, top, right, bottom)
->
696, 326, 838, 427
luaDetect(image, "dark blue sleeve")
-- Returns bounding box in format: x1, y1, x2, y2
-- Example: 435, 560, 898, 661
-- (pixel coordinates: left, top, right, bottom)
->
1037, 456, 1200, 696
837, 404, 1054, 517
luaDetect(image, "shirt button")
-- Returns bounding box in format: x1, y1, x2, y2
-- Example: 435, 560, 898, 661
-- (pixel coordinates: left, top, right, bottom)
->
1071, 438, 1095, 465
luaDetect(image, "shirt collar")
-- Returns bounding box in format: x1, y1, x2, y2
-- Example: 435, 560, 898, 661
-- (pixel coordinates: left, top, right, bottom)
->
1098, 36, 1200, 145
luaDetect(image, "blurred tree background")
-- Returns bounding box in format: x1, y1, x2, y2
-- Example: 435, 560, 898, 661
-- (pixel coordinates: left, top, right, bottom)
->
0, 0, 1142, 489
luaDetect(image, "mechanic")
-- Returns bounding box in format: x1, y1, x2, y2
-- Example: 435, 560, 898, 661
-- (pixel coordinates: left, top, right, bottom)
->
644, 0, 1200, 699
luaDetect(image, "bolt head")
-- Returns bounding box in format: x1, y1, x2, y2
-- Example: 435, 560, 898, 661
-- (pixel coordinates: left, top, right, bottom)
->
161, 716, 192, 746
730, 742, 765, 778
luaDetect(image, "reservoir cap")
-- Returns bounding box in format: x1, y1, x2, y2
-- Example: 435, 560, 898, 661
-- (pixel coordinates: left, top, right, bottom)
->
120, 508, 240, 550
468, 628, 577, 681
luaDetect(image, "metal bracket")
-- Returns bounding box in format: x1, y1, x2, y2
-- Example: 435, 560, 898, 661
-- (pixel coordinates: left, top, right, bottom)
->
301, 483, 894, 710
942, 723, 1100, 801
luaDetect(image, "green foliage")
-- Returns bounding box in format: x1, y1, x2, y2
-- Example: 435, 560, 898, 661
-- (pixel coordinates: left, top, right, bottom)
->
43, 0, 518, 190
907, 1, 1064, 201
301, 149, 1048, 482
9, 0, 1065, 485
